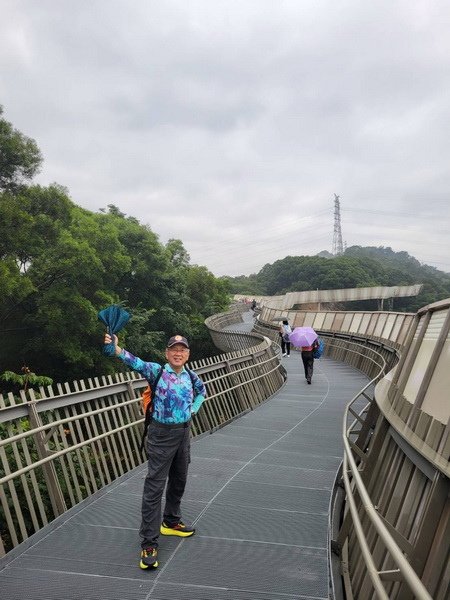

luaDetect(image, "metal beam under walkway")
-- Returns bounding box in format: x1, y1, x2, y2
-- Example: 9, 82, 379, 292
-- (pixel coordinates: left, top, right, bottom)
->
0, 355, 369, 600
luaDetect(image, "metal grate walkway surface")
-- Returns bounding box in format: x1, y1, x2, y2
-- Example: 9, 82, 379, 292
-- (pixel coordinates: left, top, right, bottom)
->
0, 354, 369, 600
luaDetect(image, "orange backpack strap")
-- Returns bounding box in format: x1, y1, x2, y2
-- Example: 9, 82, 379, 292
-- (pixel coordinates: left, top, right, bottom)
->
141, 386, 152, 415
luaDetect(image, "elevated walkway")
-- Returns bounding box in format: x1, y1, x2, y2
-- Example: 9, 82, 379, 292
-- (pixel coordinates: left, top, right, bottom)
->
0, 352, 369, 599
235, 284, 423, 310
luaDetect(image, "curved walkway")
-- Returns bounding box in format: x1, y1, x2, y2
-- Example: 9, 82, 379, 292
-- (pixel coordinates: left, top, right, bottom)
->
0, 347, 368, 600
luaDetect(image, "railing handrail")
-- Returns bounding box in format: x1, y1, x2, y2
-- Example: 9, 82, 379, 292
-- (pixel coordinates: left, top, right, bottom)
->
0, 321, 286, 556
0, 336, 279, 472
0, 339, 271, 420
337, 339, 433, 600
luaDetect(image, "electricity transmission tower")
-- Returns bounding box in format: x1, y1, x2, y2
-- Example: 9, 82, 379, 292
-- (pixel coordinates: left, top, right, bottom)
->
332, 194, 344, 255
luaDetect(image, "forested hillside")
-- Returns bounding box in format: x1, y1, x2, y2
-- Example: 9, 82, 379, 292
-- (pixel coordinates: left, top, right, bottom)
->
225, 249, 450, 313
0, 107, 230, 387
2, 105, 448, 389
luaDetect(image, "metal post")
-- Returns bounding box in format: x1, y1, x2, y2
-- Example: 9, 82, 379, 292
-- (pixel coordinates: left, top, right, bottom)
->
224, 361, 247, 413
27, 394, 67, 517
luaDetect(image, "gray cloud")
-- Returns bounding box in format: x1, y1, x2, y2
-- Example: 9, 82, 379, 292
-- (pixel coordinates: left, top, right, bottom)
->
1, 0, 449, 275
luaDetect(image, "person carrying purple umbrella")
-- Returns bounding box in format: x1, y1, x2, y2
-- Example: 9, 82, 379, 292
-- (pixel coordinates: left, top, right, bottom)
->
289, 326, 320, 384
300, 338, 319, 384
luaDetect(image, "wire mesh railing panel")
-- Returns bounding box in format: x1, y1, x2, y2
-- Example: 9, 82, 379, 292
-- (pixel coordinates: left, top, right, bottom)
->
0, 330, 285, 555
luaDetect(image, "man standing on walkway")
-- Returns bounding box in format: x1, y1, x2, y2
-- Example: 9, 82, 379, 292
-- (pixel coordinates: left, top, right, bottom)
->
104, 333, 206, 569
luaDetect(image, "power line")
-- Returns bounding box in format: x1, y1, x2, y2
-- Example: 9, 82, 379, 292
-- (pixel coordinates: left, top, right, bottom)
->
343, 207, 449, 221
181, 209, 330, 253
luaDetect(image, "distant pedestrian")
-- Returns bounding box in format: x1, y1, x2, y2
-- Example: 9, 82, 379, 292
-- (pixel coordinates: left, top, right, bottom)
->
104, 332, 206, 570
301, 338, 319, 383
279, 319, 292, 357
251, 299, 257, 311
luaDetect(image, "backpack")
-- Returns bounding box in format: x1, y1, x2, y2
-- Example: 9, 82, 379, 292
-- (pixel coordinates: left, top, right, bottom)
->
313, 338, 324, 359
282, 324, 292, 342
140, 366, 197, 454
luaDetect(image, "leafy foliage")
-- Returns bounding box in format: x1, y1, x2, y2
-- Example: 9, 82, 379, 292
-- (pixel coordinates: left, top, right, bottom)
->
226, 248, 450, 312
0, 367, 53, 393
0, 106, 42, 192
0, 108, 230, 387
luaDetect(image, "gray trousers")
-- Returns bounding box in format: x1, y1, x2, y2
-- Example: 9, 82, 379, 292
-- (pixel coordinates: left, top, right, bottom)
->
140, 420, 191, 549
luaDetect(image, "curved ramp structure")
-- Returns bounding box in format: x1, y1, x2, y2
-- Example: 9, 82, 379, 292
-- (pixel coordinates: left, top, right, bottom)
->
252, 296, 449, 599
1, 291, 448, 599
236, 284, 423, 310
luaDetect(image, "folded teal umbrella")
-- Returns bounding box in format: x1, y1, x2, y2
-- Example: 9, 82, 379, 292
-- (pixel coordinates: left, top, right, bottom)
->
98, 305, 130, 356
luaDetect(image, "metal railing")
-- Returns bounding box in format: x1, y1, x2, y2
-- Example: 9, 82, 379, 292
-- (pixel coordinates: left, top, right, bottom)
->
254, 311, 445, 599
204, 306, 263, 353
0, 333, 285, 556
333, 341, 433, 599
2, 300, 447, 599
253, 307, 415, 349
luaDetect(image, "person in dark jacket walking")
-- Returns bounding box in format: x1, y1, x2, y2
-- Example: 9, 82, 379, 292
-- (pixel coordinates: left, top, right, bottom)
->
104, 333, 206, 569
301, 338, 319, 384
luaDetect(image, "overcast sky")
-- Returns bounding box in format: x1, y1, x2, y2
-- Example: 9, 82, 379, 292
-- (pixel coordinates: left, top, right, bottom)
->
1, 0, 450, 276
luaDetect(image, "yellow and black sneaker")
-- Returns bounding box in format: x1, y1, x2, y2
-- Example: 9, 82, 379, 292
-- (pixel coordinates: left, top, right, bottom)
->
160, 520, 195, 537
139, 547, 158, 569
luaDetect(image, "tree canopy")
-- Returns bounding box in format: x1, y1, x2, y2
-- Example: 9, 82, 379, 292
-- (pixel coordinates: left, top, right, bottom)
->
0, 108, 230, 386
2, 105, 449, 387
225, 248, 450, 312
0, 106, 42, 192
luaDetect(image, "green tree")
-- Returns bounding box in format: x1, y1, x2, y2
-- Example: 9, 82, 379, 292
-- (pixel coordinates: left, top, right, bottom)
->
0, 366, 53, 394
0, 111, 224, 383
225, 247, 450, 313
165, 238, 191, 268
0, 106, 42, 192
